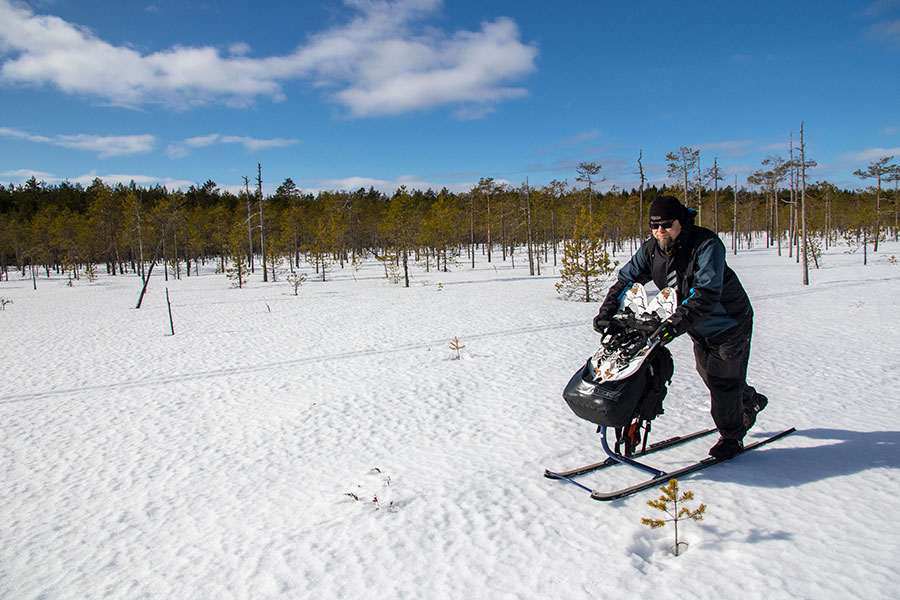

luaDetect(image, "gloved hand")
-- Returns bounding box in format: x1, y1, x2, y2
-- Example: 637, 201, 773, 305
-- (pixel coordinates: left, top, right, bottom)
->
592, 313, 611, 333
595, 317, 626, 339
655, 320, 677, 345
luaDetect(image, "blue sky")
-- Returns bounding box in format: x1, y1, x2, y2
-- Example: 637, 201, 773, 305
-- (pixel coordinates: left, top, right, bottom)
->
1, 0, 898, 196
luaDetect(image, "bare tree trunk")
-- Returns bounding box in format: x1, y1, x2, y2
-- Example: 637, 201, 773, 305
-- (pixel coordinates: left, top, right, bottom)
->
403, 248, 409, 288
244, 176, 254, 273
697, 152, 703, 227
788, 133, 795, 258
801, 122, 809, 286
258, 163, 267, 282
775, 183, 781, 256
486, 188, 492, 263
713, 157, 719, 234
638, 150, 645, 240
875, 170, 881, 253
136, 196, 145, 279
732, 175, 738, 255
524, 180, 535, 276
888, 178, 900, 241
470, 195, 475, 269
136, 206, 182, 309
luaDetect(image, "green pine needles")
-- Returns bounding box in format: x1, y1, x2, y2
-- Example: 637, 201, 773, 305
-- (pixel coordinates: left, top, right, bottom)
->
555, 207, 618, 302
449, 336, 465, 360
641, 478, 707, 556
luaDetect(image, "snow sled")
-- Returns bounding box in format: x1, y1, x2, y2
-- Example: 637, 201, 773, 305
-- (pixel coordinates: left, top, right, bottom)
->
550, 283, 796, 501
563, 285, 675, 455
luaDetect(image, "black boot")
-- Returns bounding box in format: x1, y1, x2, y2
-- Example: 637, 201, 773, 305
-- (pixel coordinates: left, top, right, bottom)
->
709, 437, 743, 460
743, 393, 768, 430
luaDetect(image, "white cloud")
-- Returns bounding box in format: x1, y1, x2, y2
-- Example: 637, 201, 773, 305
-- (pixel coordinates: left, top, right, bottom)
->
554, 131, 601, 147
318, 173, 474, 195
331, 16, 536, 117
219, 135, 299, 152
842, 147, 900, 162
758, 141, 794, 153
67, 171, 196, 189
0, 168, 194, 190
320, 175, 390, 191
0, 0, 537, 116
864, 18, 900, 44
0, 126, 155, 156
859, 0, 900, 18
1, 168, 55, 181
228, 42, 252, 56
695, 139, 758, 157
166, 134, 300, 157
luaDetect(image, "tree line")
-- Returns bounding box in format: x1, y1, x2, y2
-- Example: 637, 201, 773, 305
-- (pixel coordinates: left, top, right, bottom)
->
1, 152, 897, 292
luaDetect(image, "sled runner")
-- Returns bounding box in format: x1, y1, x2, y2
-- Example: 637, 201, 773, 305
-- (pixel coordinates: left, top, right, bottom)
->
546, 427, 796, 501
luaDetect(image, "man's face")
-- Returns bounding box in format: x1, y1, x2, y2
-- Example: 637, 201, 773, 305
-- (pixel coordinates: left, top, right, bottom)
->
651, 218, 682, 251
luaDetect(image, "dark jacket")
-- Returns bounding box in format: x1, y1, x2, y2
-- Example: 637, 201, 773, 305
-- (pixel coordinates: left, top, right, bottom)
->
598, 209, 753, 341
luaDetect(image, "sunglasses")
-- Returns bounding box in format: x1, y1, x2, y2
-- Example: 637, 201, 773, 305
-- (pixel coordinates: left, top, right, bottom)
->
649, 220, 675, 230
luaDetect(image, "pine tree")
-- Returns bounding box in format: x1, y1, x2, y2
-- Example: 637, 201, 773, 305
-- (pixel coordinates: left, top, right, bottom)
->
641, 478, 707, 556
665, 147, 699, 207
449, 336, 465, 360
286, 270, 307, 295
854, 155, 897, 253
225, 224, 250, 288
555, 207, 618, 302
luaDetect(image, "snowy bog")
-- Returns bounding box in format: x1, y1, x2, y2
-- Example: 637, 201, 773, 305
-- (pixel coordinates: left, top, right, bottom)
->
2, 241, 899, 599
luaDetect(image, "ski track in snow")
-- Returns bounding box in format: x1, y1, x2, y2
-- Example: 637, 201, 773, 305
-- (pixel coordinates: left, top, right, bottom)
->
2, 241, 900, 599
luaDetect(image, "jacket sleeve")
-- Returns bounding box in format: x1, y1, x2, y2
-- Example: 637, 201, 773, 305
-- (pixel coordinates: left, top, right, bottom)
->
668, 237, 725, 334
596, 243, 652, 318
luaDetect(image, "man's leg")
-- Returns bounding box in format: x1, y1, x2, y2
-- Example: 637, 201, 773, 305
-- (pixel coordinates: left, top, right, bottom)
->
694, 321, 753, 451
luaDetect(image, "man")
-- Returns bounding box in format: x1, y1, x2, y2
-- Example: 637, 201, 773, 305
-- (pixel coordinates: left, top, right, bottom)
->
592, 195, 767, 460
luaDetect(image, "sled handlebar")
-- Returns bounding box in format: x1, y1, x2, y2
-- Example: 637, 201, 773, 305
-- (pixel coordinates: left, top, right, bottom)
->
612, 312, 662, 333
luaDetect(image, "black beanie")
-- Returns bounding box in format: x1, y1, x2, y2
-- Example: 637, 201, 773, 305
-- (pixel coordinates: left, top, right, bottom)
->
649, 195, 684, 222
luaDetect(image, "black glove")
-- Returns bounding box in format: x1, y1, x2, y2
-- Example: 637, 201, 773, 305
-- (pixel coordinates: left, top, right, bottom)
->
594, 318, 627, 339
655, 320, 677, 345
594, 314, 609, 333
594, 306, 616, 333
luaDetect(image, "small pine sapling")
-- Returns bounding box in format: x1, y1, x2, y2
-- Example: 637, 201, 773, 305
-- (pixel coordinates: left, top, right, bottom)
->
806, 236, 822, 269
449, 336, 465, 360
641, 478, 707, 556
83, 262, 98, 282
286, 271, 307, 295
555, 206, 619, 302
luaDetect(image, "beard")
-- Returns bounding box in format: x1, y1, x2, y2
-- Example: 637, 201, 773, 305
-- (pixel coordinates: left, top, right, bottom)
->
656, 235, 675, 252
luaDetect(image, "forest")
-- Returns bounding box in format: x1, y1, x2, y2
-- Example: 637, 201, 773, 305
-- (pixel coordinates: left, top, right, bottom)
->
1, 151, 897, 294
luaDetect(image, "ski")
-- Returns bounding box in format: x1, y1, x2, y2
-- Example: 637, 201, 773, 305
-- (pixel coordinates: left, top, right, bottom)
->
544, 427, 717, 480
589, 427, 796, 501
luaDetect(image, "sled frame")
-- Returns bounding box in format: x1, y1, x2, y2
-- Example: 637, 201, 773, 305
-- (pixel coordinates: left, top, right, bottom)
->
599, 425, 667, 478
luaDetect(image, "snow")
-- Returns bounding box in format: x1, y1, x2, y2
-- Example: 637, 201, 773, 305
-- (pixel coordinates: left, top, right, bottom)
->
2, 240, 900, 600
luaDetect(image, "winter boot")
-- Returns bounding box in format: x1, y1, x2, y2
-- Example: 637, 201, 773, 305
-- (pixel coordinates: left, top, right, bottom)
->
709, 437, 743, 460
743, 393, 768, 430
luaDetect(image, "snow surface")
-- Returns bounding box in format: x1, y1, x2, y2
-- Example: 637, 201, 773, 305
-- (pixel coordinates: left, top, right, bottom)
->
2, 239, 900, 600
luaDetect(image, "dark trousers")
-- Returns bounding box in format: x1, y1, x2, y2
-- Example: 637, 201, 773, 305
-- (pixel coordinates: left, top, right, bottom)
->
692, 320, 759, 440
